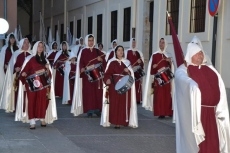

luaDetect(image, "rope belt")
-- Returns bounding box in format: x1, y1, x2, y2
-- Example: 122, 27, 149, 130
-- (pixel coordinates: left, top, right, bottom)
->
201, 105, 216, 108
113, 74, 125, 76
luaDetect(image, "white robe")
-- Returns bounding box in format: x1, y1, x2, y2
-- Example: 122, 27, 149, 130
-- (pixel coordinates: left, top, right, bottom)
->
62, 61, 71, 104
70, 45, 80, 56
15, 55, 57, 124
70, 48, 84, 116
100, 58, 138, 128
0, 50, 30, 112
0, 45, 8, 98
174, 64, 230, 153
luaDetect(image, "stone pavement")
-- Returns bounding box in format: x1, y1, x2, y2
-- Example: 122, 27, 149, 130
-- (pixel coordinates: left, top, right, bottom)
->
0, 98, 176, 153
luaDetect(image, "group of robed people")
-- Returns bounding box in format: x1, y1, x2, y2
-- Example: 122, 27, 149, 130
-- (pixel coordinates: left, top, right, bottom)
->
0, 32, 229, 153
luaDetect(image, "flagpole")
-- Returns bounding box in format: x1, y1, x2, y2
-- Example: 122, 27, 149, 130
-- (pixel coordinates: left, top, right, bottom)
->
166, 11, 169, 17
166, 11, 184, 67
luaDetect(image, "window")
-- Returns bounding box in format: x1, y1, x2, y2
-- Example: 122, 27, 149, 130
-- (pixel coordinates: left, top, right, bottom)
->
77, 19, 81, 38
190, 0, 206, 33
166, 0, 180, 35
88, 16, 93, 34
123, 7, 131, 41
111, 10, 118, 42
70, 21, 74, 36
54, 25, 58, 41
97, 14, 103, 43
61, 24, 64, 42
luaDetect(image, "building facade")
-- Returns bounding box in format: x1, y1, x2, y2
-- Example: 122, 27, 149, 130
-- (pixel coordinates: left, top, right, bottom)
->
0, 0, 17, 34
0, 0, 17, 47
33, 0, 230, 94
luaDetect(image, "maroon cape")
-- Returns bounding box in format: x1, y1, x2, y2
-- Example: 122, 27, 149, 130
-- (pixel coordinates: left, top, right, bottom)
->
107, 51, 114, 61
126, 50, 144, 103
150, 53, 173, 116
103, 60, 131, 126
188, 65, 220, 153
4, 47, 18, 73
47, 51, 58, 68
79, 48, 106, 113
19, 57, 50, 119
53, 53, 68, 97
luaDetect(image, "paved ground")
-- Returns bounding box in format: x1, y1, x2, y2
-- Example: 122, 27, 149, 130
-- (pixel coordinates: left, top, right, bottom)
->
0, 98, 176, 153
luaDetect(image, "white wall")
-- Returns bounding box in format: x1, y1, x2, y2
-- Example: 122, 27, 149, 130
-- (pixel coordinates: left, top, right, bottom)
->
215, 0, 230, 88
32, 0, 230, 88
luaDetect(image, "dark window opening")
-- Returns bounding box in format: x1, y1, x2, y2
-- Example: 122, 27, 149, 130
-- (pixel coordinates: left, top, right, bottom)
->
166, 0, 180, 35
70, 21, 74, 36
97, 14, 103, 43
111, 10, 118, 42
190, 0, 206, 33
123, 7, 131, 41
77, 19, 81, 38
88, 16, 93, 34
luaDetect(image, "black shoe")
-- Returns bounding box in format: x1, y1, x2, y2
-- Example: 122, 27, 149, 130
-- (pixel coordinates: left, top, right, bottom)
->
87, 110, 94, 117
94, 109, 101, 117
30, 126, 36, 130
158, 116, 165, 119
114, 126, 120, 129
41, 124, 47, 127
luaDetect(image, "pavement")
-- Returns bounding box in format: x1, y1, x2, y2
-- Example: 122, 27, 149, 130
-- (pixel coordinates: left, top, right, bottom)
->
0, 97, 176, 153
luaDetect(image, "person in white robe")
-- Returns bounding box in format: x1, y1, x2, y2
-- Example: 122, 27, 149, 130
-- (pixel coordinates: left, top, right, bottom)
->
62, 52, 77, 104
100, 55, 138, 128
79, 37, 85, 48
97, 42, 106, 54
174, 38, 230, 153
52, 41, 70, 97
124, 38, 145, 104
105, 39, 117, 61
0, 38, 31, 112
71, 34, 105, 116
0, 33, 18, 98
71, 39, 80, 56
142, 38, 175, 117
15, 41, 57, 128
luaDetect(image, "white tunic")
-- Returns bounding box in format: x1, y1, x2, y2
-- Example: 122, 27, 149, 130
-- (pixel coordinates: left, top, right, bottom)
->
174, 64, 230, 153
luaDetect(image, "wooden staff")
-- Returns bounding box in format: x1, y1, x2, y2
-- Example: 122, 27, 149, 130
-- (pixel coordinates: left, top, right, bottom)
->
152, 57, 172, 69
86, 54, 105, 67
131, 58, 142, 67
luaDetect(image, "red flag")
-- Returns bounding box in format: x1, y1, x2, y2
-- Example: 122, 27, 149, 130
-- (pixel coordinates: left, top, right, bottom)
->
168, 16, 184, 67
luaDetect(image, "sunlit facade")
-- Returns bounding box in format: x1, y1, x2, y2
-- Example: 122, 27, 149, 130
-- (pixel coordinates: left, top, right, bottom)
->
33, 0, 230, 96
